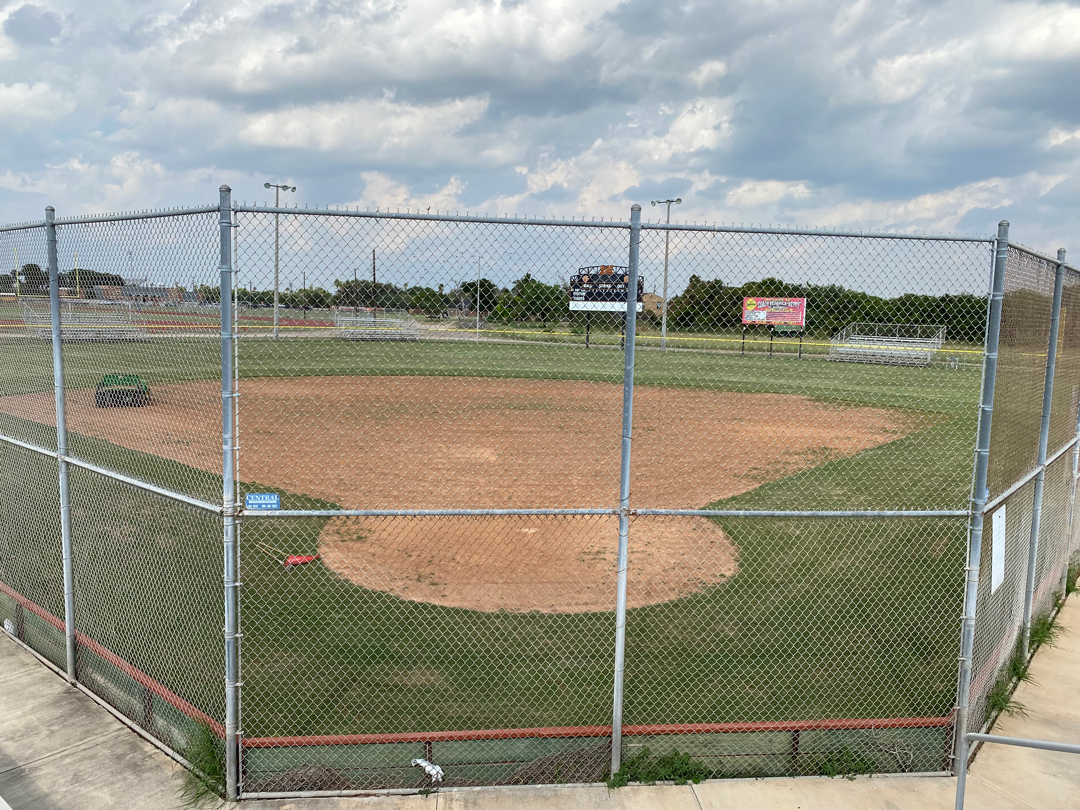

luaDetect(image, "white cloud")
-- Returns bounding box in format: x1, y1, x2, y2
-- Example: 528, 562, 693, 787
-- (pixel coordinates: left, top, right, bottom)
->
984, 2, 1080, 61
795, 172, 1068, 233
350, 172, 467, 212
239, 95, 490, 155
0, 0, 1076, 257
0, 81, 74, 125
870, 46, 963, 104
1046, 127, 1080, 148
689, 59, 727, 88
726, 180, 811, 207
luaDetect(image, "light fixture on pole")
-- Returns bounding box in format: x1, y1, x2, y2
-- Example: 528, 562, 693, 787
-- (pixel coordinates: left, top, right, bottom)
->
650, 197, 681, 350
264, 182, 296, 339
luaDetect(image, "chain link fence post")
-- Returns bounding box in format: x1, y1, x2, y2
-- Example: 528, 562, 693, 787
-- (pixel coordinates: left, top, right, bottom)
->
1020, 247, 1066, 655
1058, 250, 1080, 597
46, 204, 77, 685
953, 220, 1009, 797
610, 203, 641, 777
219, 185, 241, 800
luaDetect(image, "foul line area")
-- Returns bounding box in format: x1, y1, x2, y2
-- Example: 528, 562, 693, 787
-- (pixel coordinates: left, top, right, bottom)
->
0, 320, 990, 355
0, 578, 951, 752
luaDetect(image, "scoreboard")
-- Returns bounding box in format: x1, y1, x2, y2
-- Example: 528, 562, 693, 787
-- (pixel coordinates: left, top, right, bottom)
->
569, 265, 644, 312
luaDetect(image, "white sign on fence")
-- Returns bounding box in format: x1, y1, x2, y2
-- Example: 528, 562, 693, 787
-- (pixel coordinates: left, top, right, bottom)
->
245, 493, 281, 511
991, 506, 1006, 593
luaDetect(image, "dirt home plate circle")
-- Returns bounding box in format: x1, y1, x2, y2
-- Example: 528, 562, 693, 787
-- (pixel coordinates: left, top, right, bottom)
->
0, 375, 919, 612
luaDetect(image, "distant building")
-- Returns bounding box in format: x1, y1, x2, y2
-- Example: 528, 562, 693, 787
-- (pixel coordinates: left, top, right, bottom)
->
642, 292, 664, 316
95, 285, 123, 300
90, 284, 195, 303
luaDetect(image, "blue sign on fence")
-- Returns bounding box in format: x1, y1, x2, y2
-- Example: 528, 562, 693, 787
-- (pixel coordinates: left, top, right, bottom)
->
245, 493, 280, 511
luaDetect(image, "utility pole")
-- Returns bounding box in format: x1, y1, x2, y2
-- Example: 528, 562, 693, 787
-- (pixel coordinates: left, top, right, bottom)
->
650, 197, 681, 350
372, 248, 377, 325
264, 182, 296, 338
476, 256, 481, 342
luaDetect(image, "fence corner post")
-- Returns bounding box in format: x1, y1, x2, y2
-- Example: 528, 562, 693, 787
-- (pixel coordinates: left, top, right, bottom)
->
46, 205, 76, 685
219, 185, 240, 801
954, 220, 1008, 808
611, 203, 641, 778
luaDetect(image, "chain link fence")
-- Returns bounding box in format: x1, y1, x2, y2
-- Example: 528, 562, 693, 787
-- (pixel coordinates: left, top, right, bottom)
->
1, 195, 1077, 799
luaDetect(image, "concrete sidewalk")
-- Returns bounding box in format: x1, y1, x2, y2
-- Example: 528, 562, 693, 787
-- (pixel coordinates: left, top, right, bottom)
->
2, 597, 1078, 809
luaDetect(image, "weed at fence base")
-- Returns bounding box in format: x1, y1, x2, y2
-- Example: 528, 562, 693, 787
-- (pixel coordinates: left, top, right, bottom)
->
179, 723, 226, 807
607, 747, 712, 787
1065, 563, 1079, 597
1028, 610, 1062, 652
814, 747, 876, 779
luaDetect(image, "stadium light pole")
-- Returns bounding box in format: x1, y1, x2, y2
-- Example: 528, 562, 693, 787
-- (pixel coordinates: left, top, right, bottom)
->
650, 198, 681, 350
264, 182, 296, 339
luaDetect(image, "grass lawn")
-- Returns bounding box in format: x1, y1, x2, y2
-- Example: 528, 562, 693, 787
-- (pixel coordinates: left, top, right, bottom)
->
0, 335, 983, 780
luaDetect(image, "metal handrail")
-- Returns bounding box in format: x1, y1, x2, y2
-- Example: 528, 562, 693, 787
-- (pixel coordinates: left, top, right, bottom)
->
955, 732, 1080, 809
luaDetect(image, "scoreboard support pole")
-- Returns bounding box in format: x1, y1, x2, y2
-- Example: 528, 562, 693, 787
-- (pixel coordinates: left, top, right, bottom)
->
586, 312, 591, 347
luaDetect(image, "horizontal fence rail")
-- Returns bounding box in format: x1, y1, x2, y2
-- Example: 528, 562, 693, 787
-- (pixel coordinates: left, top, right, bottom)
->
243, 715, 954, 747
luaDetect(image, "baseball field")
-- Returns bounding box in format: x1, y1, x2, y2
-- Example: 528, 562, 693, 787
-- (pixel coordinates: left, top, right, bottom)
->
0, 333, 980, 774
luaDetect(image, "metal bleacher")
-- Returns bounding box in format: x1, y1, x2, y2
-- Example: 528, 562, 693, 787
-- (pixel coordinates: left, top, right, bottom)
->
20, 299, 149, 342
828, 322, 946, 366
334, 308, 420, 341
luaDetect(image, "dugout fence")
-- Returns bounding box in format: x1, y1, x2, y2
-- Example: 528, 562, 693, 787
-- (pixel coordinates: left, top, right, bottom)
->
1, 192, 1078, 801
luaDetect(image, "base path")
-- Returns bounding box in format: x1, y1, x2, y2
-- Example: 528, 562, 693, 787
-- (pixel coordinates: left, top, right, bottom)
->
0, 375, 917, 612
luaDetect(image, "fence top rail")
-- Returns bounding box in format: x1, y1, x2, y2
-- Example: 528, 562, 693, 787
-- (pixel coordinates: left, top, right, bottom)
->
3, 202, 1001, 244
1, 205, 220, 231
231, 203, 630, 229
0, 220, 45, 233
230, 202, 995, 243
52, 204, 219, 226
641, 220, 995, 243
1007, 241, 1074, 270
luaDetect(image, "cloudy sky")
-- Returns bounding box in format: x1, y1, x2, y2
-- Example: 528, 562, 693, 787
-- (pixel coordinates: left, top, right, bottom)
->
0, 0, 1076, 252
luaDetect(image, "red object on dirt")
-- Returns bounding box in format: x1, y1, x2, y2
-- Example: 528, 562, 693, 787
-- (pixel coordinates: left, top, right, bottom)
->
284, 554, 320, 568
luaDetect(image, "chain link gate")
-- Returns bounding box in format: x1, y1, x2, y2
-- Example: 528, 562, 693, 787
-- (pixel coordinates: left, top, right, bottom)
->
1, 191, 1077, 800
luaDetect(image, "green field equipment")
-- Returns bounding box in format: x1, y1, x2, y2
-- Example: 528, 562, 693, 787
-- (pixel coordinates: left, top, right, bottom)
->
94, 374, 151, 408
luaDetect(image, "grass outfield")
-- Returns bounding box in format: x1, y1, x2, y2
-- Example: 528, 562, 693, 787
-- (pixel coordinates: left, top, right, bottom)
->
0, 336, 980, 753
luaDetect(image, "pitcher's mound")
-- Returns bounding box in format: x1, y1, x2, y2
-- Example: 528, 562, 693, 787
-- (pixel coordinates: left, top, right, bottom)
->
319, 514, 738, 613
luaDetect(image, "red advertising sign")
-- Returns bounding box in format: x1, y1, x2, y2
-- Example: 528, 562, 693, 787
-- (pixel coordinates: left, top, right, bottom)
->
742, 297, 806, 327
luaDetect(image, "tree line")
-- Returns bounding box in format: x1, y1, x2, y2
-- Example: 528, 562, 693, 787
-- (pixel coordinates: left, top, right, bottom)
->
294, 272, 987, 342
1, 264, 125, 295
4, 262, 991, 343
669, 275, 988, 342
219, 273, 568, 323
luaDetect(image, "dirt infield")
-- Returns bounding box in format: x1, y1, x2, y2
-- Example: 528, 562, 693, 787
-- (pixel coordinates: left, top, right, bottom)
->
0, 376, 918, 612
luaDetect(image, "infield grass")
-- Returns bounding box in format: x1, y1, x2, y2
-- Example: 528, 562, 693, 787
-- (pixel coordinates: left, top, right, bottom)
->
0, 335, 981, 755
